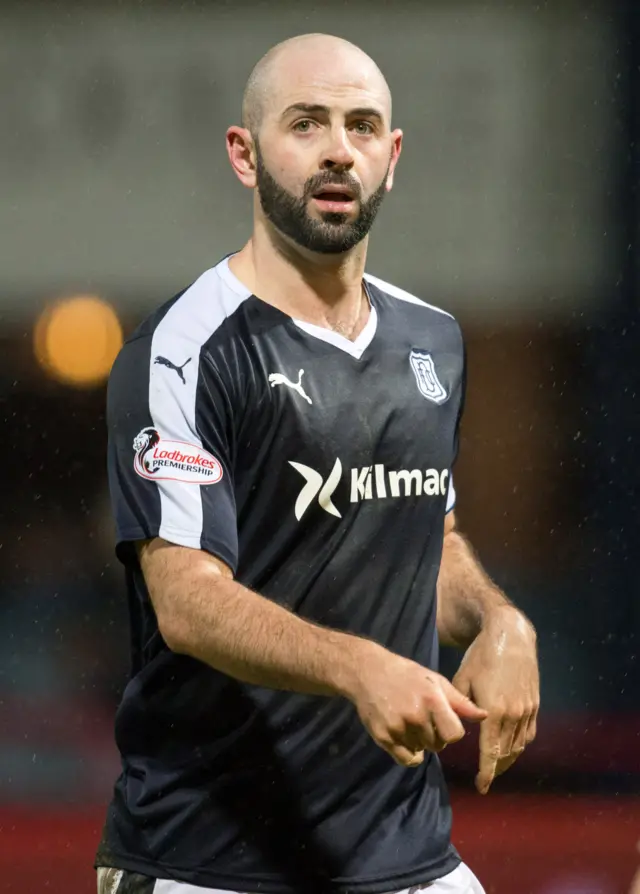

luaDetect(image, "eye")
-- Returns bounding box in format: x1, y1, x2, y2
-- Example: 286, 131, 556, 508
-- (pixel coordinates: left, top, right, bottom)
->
292, 119, 317, 133
352, 120, 375, 135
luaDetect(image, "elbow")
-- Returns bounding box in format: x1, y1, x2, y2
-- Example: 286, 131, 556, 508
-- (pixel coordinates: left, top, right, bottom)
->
141, 545, 232, 654
156, 611, 192, 655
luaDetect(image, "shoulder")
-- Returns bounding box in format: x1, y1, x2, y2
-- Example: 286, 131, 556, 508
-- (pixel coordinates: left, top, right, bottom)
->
130, 262, 251, 349
116, 259, 251, 364
109, 260, 251, 403
364, 272, 459, 327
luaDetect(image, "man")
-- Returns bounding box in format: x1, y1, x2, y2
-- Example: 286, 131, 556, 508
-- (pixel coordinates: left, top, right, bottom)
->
97, 33, 539, 894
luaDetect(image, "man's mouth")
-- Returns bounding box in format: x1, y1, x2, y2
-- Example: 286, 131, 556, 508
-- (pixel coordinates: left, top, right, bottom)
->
312, 187, 357, 212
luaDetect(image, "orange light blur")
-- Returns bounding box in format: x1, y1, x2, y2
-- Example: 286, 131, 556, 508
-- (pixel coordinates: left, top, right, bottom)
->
34, 295, 123, 387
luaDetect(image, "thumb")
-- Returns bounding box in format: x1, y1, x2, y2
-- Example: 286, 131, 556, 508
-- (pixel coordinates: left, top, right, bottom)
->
442, 678, 488, 722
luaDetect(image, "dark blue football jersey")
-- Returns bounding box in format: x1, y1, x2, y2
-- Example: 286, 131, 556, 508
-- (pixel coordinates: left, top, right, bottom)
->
97, 255, 466, 893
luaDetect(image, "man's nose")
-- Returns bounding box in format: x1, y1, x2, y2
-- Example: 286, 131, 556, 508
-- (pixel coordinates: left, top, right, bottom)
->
320, 127, 355, 170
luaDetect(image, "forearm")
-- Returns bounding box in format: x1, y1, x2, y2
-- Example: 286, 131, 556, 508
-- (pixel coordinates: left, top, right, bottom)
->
146, 546, 368, 698
436, 529, 523, 649
179, 577, 366, 696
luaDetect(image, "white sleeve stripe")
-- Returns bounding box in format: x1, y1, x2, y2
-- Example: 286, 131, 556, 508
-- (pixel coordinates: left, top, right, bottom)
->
363, 272, 455, 319
149, 264, 251, 546
445, 473, 456, 513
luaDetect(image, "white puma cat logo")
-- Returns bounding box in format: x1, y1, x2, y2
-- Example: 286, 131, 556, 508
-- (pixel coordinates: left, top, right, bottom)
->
268, 369, 313, 405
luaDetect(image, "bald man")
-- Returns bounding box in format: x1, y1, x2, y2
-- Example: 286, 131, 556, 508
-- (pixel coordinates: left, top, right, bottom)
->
97, 34, 539, 894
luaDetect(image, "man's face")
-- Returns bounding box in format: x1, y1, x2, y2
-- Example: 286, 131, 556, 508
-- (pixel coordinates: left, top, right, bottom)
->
251, 50, 402, 255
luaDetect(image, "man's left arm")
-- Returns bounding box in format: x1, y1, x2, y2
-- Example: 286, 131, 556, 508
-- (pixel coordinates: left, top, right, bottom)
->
437, 510, 540, 794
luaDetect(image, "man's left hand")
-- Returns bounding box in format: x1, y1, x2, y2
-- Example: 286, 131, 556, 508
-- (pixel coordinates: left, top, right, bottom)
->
452, 605, 539, 795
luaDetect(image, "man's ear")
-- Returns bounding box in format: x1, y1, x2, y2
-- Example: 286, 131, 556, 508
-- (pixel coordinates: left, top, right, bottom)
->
385, 129, 403, 192
226, 126, 257, 189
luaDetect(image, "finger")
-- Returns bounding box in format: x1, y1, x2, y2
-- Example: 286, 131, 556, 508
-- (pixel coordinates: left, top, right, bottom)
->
404, 718, 445, 754
476, 716, 502, 795
430, 703, 466, 746
421, 717, 451, 753
525, 710, 538, 745
511, 714, 530, 755
440, 678, 488, 722
494, 752, 519, 779
451, 671, 471, 698
402, 721, 431, 754
493, 716, 528, 778
498, 714, 519, 760
405, 749, 425, 767
386, 744, 425, 767
432, 729, 449, 752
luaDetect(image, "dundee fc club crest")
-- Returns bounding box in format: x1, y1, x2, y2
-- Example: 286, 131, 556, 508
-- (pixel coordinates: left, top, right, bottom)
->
409, 350, 448, 404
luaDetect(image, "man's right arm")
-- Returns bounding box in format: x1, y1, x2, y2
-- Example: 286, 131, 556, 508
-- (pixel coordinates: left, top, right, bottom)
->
139, 538, 488, 767
139, 537, 366, 699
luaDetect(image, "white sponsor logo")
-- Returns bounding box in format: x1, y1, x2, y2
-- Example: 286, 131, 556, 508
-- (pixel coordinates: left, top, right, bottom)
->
409, 350, 448, 404
289, 459, 343, 520
133, 427, 223, 485
289, 460, 449, 520
268, 369, 313, 405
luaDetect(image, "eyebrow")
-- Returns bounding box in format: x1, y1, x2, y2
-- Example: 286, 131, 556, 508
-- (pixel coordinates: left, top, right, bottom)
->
281, 103, 385, 122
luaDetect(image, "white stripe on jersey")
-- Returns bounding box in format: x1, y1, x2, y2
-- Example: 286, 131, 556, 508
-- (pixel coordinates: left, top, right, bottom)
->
446, 474, 456, 513
148, 263, 251, 548
363, 272, 455, 320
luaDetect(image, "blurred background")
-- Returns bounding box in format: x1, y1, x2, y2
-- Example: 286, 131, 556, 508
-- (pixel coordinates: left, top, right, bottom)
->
1, 0, 639, 891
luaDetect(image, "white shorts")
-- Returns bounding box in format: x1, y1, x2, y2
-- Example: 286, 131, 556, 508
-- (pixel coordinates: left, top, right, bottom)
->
98, 863, 485, 894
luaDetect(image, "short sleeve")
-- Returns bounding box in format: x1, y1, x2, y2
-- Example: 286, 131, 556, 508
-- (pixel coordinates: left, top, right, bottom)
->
106, 334, 238, 572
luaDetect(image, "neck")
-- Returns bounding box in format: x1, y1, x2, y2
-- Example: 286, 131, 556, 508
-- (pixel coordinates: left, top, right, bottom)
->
228, 216, 369, 335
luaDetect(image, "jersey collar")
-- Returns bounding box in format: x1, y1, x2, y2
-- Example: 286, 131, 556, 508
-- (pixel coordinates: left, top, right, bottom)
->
216, 255, 378, 360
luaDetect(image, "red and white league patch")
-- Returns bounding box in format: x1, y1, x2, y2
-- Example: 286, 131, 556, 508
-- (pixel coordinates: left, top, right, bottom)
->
133, 427, 223, 485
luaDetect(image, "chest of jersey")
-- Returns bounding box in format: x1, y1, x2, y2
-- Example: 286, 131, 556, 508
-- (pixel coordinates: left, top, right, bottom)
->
227, 296, 463, 530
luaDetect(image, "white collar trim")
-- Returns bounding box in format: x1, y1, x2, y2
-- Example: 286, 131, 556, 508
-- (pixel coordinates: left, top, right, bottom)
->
216, 255, 378, 359
292, 306, 377, 359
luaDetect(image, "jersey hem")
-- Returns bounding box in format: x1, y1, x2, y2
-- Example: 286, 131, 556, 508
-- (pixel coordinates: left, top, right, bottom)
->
96, 849, 461, 894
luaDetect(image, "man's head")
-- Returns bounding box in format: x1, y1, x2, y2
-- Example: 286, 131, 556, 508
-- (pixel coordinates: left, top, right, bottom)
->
226, 34, 403, 255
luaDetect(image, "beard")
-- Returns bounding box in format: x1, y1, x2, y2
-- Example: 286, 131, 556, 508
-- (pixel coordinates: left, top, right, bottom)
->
255, 143, 390, 255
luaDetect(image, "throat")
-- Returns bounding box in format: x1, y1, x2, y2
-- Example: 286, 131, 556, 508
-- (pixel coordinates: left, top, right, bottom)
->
326, 292, 371, 342
330, 318, 361, 341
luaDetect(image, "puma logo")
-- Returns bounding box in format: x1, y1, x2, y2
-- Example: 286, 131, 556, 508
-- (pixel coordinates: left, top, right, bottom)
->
154, 355, 191, 384
268, 369, 313, 405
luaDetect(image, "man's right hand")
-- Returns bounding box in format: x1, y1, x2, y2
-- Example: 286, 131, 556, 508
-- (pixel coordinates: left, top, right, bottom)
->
347, 643, 488, 767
